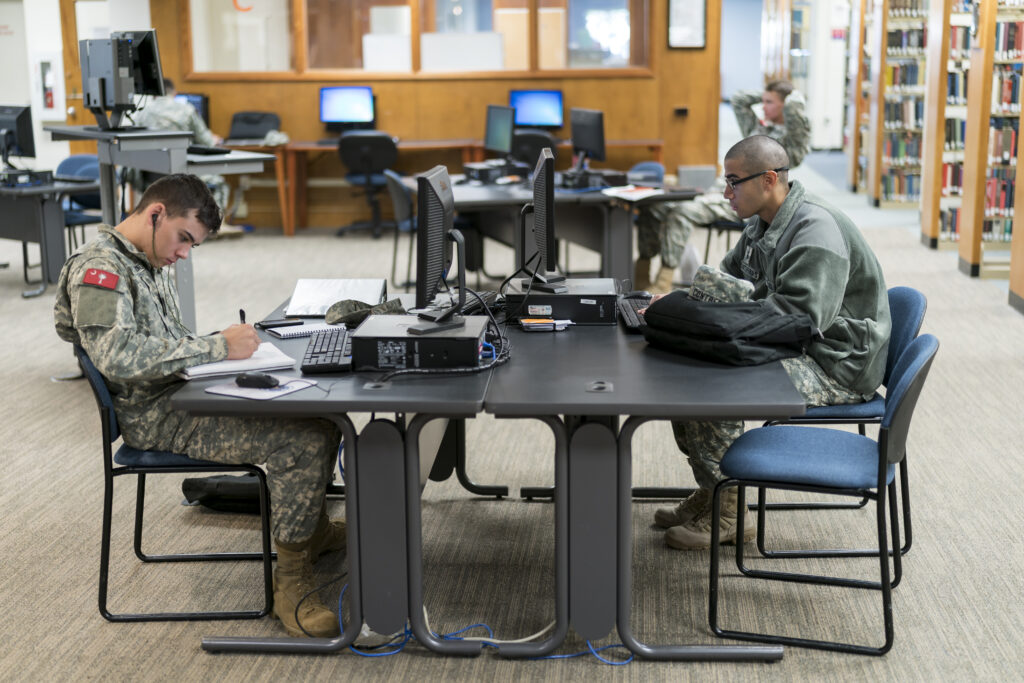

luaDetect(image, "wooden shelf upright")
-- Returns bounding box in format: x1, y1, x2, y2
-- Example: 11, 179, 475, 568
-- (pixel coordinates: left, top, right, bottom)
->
959, 0, 1024, 277
921, 1, 973, 248
846, 0, 870, 191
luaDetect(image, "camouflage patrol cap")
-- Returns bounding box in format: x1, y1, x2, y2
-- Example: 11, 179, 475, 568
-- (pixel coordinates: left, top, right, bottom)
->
325, 298, 406, 326
687, 264, 754, 303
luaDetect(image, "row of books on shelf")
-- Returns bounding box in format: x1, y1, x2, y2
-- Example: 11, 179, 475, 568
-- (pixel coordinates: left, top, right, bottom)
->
941, 161, 964, 196
887, 28, 926, 52
888, 1, 927, 17
991, 64, 1023, 114
983, 170, 1016, 217
987, 118, 1019, 164
939, 210, 1014, 243
944, 117, 967, 149
940, 207, 961, 240
946, 71, 969, 106
883, 98, 925, 129
885, 60, 925, 88
881, 169, 921, 202
995, 21, 1024, 61
883, 132, 922, 165
948, 26, 973, 59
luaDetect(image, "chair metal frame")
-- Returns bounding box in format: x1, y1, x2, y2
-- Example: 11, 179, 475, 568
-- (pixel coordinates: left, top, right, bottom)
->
753, 286, 927, 559
708, 334, 938, 655
337, 131, 398, 238
383, 169, 416, 290
75, 345, 274, 622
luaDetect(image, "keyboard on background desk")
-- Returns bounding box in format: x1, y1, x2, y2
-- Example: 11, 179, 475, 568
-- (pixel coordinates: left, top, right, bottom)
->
300, 327, 353, 374
187, 145, 230, 155
617, 295, 652, 332
460, 290, 499, 315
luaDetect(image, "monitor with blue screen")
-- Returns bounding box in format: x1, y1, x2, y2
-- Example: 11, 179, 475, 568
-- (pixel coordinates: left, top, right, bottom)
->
509, 90, 563, 128
320, 86, 375, 133
174, 93, 209, 126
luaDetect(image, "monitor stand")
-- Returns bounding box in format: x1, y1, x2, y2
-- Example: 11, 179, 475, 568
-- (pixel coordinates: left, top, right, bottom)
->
520, 271, 567, 294
410, 228, 469, 335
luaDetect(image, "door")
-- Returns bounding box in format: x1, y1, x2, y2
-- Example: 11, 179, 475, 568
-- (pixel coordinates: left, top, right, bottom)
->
60, 0, 109, 154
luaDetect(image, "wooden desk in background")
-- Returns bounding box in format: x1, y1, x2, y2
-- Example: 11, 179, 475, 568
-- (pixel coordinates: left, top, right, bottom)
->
283, 139, 479, 236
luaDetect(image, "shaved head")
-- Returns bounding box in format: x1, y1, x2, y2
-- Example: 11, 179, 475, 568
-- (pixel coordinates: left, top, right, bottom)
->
724, 135, 790, 177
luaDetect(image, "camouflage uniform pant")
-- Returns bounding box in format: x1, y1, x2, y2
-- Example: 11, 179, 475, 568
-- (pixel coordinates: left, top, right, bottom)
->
636, 189, 735, 268
671, 355, 874, 490
166, 415, 340, 543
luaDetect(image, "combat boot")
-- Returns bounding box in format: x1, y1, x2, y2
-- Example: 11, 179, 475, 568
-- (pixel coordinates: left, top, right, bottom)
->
308, 509, 347, 563
272, 540, 341, 637
633, 258, 652, 291
664, 488, 755, 550
648, 265, 676, 295
654, 487, 711, 528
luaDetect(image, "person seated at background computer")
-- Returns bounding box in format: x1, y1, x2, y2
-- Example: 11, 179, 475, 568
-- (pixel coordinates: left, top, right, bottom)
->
647, 135, 890, 550
129, 78, 232, 218
634, 80, 811, 294
54, 174, 344, 637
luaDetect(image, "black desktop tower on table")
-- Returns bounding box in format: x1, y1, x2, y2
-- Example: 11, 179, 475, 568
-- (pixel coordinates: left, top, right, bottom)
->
351, 315, 489, 370
503, 278, 618, 324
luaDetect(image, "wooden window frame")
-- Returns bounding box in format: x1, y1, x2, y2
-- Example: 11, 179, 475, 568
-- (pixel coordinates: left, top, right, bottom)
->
181, 0, 653, 81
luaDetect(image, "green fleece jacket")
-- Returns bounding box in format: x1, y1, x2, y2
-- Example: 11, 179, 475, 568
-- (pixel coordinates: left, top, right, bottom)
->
720, 181, 891, 395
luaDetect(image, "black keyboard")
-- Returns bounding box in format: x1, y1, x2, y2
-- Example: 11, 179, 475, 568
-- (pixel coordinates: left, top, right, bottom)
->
617, 296, 652, 332
187, 144, 230, 155
300, 328, 353, 374
460, 290, 499, 315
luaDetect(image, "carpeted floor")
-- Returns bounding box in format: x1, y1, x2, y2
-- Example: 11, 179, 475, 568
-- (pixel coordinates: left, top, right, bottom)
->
0, 159, 1022, 681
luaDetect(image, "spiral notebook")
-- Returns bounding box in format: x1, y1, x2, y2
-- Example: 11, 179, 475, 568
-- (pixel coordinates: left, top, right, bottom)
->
267, 322, 341, 339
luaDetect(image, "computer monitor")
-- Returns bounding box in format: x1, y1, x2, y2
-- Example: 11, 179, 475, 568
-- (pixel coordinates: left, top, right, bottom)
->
0, 105, 35, 170
320, 86, 376, 134
413, 165, 467, 334
483, 104, 515, 157
520, 148, 566, 293
570, 107, 606, 171
175, 93, 209, 126
509, 89, 564, 128
80, 29, 165, 130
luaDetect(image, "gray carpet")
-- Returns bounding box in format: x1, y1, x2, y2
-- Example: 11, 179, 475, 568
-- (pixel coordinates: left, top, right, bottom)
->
1, 164, 1023, 680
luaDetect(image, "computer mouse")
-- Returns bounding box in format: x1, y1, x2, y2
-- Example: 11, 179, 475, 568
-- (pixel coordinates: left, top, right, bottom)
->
624, 290, 652, 300
235, 372, 280, 389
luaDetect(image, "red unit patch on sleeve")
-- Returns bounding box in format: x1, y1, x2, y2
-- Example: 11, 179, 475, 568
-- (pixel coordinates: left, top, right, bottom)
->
82, 269, 120, 290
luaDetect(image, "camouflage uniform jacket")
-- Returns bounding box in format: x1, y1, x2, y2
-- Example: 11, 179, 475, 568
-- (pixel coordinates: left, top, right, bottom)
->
54, 225, 229, 445
132, 96, 216, 146
720, 181, 891, 395
730, 89, 811, 168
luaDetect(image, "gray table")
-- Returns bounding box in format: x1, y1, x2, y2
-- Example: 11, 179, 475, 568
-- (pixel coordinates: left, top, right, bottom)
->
172, 311, 802, 661
0, 179, 101, 297
44, 125, 274, 331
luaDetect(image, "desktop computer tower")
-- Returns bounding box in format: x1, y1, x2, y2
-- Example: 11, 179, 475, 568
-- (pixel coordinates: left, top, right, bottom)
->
351, 314, 489, 370
504, 278, 617, 324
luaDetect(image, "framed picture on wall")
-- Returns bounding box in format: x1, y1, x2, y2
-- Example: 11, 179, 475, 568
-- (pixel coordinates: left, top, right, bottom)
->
668, 0, 706, 49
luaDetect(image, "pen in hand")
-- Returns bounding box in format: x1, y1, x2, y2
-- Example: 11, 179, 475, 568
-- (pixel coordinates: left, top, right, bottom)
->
239, 309, 246, 325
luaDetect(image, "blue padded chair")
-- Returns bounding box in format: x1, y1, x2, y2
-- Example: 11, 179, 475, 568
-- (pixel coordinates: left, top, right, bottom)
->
755, 286, 928, 558
383, 169, 416, 290
627, 161, 665, 184
57, 154, 103, 251
337, 130, 398, 238
709, 333, 939, 655
74, 345, 273, 622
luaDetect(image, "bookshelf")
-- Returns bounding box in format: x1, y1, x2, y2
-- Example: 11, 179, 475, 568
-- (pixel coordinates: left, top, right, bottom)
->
959, 0, 1024, 277
865, 0, 930, 207
846, 0, 870, 190
921, 1, 974, 248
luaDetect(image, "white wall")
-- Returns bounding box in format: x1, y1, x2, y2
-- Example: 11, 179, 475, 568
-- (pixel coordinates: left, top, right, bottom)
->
21, 0, 68, 169
720, 0, 764, 100
107, 0, 149, 31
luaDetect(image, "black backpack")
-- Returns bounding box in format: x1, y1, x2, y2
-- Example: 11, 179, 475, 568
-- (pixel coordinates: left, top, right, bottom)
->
641, 292, 821, 366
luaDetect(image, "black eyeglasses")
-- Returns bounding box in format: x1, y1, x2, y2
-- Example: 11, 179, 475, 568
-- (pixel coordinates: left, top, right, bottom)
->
725, 167, 789, 190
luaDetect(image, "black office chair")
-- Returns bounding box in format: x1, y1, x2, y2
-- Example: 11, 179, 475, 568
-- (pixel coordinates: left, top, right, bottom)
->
227, 111, 281, 141
701, 217, 746, 263
74, 345, 274, 622
337, 131, 398, 238
510, 129, 557, 166
383, 169, 416, 290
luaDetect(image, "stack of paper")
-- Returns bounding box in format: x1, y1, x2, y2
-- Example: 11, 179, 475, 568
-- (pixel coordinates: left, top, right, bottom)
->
179, 342, 295, 380
284, 279, 387, 317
